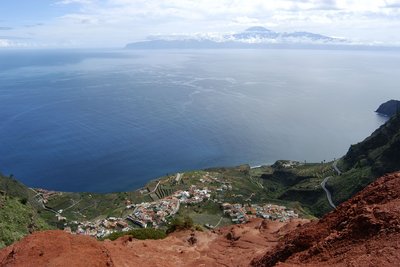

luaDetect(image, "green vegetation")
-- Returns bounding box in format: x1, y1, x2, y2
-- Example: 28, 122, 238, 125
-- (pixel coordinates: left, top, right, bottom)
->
101, 228, 167, 241
330, 113, 400, 204
178, 200, 231, 227
253, 162, 335, 217
0, 195, 52, 248
167, 215, 194, 233
328, 167, 372, 204
0, 173, 38, 208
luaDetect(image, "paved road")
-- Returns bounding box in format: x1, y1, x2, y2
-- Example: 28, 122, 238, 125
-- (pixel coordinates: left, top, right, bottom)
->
321, 176, 336, 208
214, 217, 224, 228
333, 161, 342, 175
320, 161, 342, 209
146, 181, 161, 195
63, 199, 83, 212
29, 188, 58, 214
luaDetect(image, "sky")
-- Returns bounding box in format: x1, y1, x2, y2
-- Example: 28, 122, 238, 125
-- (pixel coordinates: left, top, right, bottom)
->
1, 0, 400, 48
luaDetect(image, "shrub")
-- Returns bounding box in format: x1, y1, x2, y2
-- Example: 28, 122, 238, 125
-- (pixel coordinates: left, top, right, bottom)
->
167, 215, 194, 233
194, 224, 204, 232
101, 228, 167, 241
19, 197, 28, 205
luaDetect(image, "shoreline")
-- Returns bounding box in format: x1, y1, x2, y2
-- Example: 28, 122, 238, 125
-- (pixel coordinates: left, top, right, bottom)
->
30, 160, 309, 195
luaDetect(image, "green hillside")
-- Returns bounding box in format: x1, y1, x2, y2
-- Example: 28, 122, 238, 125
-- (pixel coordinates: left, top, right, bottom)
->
253, 113, 400, 216
0, 193, 52, 248
328, 113, 400, 204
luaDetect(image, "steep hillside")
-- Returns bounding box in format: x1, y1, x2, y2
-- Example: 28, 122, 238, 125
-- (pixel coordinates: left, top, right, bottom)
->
342, 113, 400, 173
328, 113, 400, 204
258, 162, 335, 217
0, 193, 51, 248
252, 172, 400, 267
0, 173, 36, 204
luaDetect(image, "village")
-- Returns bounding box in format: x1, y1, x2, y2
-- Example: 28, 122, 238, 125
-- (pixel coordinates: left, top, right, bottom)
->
222, 203, 298, 224
50, 172, 299, 238
66, 193, 297, 238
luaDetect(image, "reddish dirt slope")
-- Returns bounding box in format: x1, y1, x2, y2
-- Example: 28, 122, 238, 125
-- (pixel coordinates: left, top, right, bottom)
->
0, 218, 308, 267
251, 172, 400, 267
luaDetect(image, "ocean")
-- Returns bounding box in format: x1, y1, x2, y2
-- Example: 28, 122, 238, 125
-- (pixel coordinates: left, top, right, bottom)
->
0, 49, 398, 192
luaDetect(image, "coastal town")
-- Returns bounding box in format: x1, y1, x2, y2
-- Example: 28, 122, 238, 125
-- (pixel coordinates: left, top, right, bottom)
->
66, 192, 296, 238
37, 171, 298, 238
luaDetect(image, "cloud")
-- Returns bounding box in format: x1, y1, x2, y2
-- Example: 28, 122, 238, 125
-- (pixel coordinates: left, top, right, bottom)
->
0, 27, 12, 30
232, 16, 261, 25
0, 38, 32, 48
2, 0, 400, 47
0, 39, 12, 47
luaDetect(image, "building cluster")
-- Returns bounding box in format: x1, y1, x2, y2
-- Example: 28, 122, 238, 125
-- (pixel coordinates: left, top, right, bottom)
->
222, 203, 248, 224
173, 186, 211, 204
67, 217, 130, 238
222, 203, 298, 224
198, 172, 220, 183
127, 186, 212, 228
127, 196, 180, 228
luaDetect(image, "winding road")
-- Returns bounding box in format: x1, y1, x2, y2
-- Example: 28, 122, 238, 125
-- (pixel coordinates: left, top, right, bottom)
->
321, 176, 336, 208
320, 161, 342, 209
29, 188, 58, 214
333, 161, 342, 175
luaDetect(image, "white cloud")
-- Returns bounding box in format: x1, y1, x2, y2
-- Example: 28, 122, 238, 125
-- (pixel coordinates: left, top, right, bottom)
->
2, 0, 400, 47
0, 39, 12, 47
0, 38, 34, 48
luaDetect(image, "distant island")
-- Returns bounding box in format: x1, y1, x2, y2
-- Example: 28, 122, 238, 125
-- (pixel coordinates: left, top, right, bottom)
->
125, 26, 348, 49
376, 99, 400, 117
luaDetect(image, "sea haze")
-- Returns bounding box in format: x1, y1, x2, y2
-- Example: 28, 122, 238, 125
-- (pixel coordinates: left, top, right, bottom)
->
0, 49, 398, 192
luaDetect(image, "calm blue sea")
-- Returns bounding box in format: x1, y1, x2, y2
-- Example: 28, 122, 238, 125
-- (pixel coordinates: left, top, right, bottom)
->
0, 49, 398, 192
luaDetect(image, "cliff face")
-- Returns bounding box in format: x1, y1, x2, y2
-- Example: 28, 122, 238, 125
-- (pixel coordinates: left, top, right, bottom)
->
343, 113, 400, 174
251, 172, 400, 267
327, 113, 400, 206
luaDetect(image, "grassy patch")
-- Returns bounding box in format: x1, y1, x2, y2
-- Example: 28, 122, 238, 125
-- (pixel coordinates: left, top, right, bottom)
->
328, 167, 373, 204
0, 196, 52, 248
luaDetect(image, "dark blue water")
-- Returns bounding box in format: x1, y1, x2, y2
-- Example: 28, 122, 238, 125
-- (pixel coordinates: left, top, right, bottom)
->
0, 49, 398, 192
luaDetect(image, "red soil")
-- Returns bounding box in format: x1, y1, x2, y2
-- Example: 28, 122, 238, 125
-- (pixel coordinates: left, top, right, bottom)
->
0, 218, 307, 267
251, 172, 400, 267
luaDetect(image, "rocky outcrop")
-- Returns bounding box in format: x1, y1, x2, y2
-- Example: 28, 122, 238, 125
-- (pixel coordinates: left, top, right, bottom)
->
376, 99, 400, 117
251, 172, 400, 267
